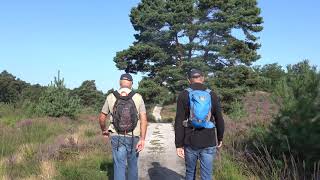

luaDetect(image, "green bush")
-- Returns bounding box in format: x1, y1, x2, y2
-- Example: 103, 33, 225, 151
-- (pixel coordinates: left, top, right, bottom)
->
56, 153, 112, 180
228, 99, 248, 121
36, 72, 81, 118
253, 63, 286, 91
36, 86, 81, 118
137, 78, 175, 105
20, 100, 39, 117
257, 60, 320, 176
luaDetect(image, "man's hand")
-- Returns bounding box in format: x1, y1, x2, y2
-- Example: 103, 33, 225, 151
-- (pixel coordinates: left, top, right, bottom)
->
176, 147, 185, 159
217, 141, 223, 148
139, 112, 147, 153
136, 139, 145, 153
102, 130, 109, 143
99, 112, 109, 144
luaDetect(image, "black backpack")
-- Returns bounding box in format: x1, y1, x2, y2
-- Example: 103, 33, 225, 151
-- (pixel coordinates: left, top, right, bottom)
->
112, 91, 138, 133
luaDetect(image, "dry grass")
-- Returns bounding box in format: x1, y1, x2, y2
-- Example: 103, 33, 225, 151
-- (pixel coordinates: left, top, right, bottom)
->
38, 161, 56, 179
0, 115, 113, 179
245, 144, 320, 180
222, 91, 320, 179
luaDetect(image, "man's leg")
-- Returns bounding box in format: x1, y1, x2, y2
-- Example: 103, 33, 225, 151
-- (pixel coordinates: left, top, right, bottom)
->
127, 137, 139, 180
185, 146, 199, 180
199, 146, 216, 180
111, 136, 127, 180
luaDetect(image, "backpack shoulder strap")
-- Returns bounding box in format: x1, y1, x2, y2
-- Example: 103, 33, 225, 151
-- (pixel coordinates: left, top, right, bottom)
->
111, 91, 120, 115
127, 91, 136, 99
112, 91, 121, 99
113, 90, 135, 101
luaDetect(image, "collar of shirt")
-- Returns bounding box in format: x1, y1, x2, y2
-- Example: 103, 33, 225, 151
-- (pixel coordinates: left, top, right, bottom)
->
118, 88, 132, 95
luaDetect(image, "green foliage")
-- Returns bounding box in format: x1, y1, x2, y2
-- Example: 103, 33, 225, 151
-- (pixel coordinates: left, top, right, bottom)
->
114, 0, 263, 93
72, 80, 105, 111
154, 65, 189, 92
208, 65, 260, 112
260, 60, 320, 176
253, 63, 286, 91
20, 100, 39, 117
20, 84, 45, 103
137, 78, 175, 105
0, 71, 28, 103
258, 63, 285, 82
0, 71, 46, 123
214, 153, 253, 180
228, 99, 248, 121
56, 153, 112, 180
36, 72, 81, 118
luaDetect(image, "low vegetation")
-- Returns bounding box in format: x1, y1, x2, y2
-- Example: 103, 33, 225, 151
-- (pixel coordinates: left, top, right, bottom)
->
0, 60, 319, 179
0, 117, 113, 179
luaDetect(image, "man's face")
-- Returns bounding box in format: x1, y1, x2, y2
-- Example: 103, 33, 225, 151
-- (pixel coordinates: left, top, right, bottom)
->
120, 80, 133, 88
188, 76, 204, 84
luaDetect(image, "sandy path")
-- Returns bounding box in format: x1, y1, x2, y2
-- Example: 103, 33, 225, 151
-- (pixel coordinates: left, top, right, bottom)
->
139, 123, 185, 180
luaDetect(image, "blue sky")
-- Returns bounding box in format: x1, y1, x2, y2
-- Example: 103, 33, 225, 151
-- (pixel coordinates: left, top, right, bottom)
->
0, 0, 319, 92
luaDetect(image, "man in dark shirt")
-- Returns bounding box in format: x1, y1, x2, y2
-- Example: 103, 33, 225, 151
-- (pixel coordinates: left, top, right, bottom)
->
174, 69, 225, 180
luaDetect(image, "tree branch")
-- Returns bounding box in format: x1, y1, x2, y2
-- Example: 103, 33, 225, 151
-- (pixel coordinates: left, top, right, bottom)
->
175, 32, 184, 66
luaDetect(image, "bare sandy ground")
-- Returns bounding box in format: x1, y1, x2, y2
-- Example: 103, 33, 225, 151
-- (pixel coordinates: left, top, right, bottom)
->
139, 123, 185, 180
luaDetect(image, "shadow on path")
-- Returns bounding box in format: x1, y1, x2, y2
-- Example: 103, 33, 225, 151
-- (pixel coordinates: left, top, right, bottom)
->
148, 162, 184, 180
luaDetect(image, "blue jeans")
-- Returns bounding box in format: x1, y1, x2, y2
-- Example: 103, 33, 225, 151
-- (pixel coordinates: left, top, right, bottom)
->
111, 135, 139, 180
185, 146, 217, 180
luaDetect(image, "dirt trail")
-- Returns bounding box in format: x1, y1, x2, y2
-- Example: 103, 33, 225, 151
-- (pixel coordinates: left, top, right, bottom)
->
139, 123, 185, 180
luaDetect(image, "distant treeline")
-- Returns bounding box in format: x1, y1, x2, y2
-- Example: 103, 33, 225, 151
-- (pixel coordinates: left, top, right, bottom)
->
0, 70, 107, 118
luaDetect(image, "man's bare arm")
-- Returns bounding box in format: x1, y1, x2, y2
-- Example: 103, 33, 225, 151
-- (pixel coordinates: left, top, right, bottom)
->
139, 112, 148, 140
99, 112, 108, 133
136, 112, 147, 152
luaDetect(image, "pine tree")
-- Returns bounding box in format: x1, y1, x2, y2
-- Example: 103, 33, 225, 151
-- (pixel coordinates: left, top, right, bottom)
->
37, 71, 81, 118
114, 0, 263, 92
